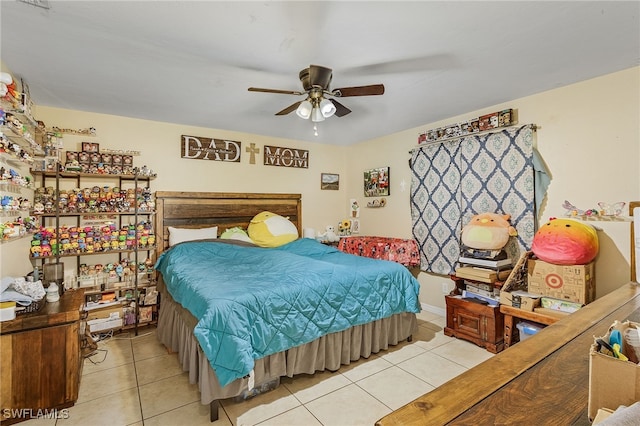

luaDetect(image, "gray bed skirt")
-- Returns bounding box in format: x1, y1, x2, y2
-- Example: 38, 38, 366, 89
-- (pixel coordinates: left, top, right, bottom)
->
157, 284, 418, 405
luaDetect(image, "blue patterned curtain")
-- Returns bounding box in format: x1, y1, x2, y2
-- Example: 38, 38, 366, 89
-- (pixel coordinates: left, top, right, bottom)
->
410, 125, 535, 274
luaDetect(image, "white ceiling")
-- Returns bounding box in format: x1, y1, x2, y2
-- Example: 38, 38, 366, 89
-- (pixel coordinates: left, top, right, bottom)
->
1, 1, 638, 146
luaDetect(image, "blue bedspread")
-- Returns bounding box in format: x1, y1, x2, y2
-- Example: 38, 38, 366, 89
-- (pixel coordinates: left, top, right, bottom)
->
155, 238, 421, 386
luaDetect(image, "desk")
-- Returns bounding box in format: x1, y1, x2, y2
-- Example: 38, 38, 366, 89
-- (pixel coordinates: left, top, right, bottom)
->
500, 304, 559, 348
376, 282, 640, 426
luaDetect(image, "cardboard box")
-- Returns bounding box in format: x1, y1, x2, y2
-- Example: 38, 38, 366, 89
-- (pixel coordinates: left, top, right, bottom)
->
499, 289, 541, 311
588, 321, 640, 420
527, 259, 595, 304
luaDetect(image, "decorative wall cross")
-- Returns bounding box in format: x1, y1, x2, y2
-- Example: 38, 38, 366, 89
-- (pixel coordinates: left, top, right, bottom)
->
246, 143, 260, 165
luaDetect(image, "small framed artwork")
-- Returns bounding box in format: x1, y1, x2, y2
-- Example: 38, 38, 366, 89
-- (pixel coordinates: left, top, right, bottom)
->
351, 219, 360, 234
364, 166, 390, 197
321, 173, 339, 190
82, 142, 99, 153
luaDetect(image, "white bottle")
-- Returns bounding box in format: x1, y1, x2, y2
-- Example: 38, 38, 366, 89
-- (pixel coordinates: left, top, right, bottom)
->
46, 282, 60, 303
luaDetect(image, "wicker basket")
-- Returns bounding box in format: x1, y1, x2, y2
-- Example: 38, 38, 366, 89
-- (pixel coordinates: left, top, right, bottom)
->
15, 298, 46, 316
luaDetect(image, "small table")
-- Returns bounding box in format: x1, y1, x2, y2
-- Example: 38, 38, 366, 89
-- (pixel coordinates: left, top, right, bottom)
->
500, 304, 559, 348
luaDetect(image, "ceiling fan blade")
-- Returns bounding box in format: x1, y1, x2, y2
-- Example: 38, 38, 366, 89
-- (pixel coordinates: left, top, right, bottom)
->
333, 84, 385, 97
275, 101, 302, 116
329, 99, 351, 117
308, 65, 333, 89
248, 87, 304, 96
343, 54, 458, 75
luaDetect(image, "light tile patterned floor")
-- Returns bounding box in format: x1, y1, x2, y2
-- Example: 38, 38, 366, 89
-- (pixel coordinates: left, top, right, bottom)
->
25, 310, 494, 426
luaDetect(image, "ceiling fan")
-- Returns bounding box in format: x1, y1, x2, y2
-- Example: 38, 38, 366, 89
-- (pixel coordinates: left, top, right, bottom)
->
248, 65, 384, 121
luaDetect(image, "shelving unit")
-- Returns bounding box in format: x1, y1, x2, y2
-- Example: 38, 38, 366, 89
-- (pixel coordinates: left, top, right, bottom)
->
29, 166, 157, 335
0, 100, 40, 244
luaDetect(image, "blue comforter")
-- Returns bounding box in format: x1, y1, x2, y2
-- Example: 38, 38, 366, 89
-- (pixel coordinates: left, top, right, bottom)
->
155, 238, 421, 386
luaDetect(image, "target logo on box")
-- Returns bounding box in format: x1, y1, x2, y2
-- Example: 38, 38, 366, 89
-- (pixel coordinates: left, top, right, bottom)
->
527, 259, 595, 304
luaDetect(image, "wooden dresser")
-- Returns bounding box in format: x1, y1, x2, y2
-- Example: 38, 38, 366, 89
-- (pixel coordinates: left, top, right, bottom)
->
0, 289, 84, 424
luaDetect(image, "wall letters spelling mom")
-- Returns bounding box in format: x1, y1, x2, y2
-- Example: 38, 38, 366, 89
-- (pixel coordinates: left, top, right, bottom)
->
263, 145, 309, 169
181, 135, 241, 162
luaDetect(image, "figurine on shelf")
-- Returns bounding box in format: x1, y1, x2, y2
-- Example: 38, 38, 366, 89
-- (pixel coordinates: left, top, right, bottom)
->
562, 200, 626, 218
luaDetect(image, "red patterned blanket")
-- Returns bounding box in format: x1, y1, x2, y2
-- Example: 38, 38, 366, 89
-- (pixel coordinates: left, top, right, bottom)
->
338, 236, 420, 267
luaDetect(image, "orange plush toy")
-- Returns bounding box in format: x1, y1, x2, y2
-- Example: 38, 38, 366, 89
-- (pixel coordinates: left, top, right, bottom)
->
531, 218, 598, 265
461, 212, 518, 257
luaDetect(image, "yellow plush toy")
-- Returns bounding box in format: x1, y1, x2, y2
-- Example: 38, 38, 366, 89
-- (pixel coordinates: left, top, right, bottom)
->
247, 211, 298, 247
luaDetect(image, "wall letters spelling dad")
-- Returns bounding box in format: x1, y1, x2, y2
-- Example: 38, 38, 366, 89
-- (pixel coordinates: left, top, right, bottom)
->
181, 135, 241, 162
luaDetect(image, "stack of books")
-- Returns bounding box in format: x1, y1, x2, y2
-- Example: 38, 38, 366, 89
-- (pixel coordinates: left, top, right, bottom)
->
456, 256, 512, 283
454, 266, 512, 283
455, 254, 514, 304
458, 255, 513, 270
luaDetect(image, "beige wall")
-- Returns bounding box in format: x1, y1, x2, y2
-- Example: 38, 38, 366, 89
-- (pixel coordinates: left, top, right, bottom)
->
346, 67, 640, 311
2, 66, 638, 313
1, 109, 351, 277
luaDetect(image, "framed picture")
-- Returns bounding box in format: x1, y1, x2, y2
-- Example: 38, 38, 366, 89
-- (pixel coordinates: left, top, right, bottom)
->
321, 173, 339, 190
351, 219, 360, 234
82, 142, 99, 153
364, 166, 390, 197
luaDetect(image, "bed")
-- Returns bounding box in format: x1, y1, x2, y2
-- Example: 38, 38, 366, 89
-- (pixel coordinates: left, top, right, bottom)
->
153, 192, 421, 421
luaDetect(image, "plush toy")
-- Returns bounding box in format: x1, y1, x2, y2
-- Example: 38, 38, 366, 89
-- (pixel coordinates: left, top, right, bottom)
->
461, 212, 517, 251
0, 72, 12, 98
247, 211, 298, 247
219, 226, 253, 243
317, 225, 340, 243
531, 218, 599, 265
323, 225, 340, 242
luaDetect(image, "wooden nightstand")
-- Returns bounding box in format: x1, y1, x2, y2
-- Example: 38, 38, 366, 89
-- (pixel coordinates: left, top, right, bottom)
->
444, 295, 504, 353
0, 289, 85, 424
444, 275, 504, 353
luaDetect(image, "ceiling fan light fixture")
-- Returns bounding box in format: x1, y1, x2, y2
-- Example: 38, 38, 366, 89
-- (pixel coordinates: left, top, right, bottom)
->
319, 98, 336, 118
311, 106, 325, 122
296, 100, 313, 119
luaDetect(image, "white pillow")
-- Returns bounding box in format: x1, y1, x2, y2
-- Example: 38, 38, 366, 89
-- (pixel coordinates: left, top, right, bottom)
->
168, 226, 218, 247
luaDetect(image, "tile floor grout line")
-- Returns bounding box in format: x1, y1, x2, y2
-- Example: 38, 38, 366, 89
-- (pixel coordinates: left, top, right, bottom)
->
129, 337, 147, 424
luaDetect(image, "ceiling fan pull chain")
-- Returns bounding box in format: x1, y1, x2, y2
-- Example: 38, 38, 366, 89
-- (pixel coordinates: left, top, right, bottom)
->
313, 123, 319, 136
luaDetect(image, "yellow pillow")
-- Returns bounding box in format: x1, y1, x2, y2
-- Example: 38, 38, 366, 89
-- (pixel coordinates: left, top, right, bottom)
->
248, 211, 298, 247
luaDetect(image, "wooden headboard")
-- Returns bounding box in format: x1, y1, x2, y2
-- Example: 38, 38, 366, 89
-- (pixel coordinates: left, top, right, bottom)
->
154, 191, 302, 258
